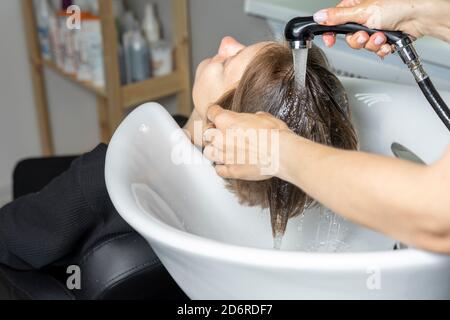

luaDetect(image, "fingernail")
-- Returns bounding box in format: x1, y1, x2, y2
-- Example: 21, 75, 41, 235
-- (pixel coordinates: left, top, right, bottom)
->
313, 10, 328, 23
357, 35, 366, 44
374, 36, 385, 46
382, 45, 392, 54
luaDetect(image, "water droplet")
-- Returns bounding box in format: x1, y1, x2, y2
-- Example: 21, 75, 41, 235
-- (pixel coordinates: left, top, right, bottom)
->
139, 124, 150, 133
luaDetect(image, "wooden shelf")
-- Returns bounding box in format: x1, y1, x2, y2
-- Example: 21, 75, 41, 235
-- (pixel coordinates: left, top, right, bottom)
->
122, 72, 183, 108
41, 58, 184, 109
22, 0, 192, 154
41, 59, 107, 97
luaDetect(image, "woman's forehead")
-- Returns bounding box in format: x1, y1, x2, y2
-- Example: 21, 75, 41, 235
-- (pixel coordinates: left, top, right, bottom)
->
231, 41, 274, 68
247, 41, 274, 55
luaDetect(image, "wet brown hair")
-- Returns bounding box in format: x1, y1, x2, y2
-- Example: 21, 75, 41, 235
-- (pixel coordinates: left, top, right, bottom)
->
215, 42, 358, 237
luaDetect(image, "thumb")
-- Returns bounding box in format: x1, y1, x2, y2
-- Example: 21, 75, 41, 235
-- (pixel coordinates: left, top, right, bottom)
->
206, 105, 238, 130
206, 105, 225, 123
313, 6, 367, 26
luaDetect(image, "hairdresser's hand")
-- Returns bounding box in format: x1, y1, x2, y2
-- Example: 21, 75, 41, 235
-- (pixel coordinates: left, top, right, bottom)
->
315, 0, 428, 58
203, 105, 292, 181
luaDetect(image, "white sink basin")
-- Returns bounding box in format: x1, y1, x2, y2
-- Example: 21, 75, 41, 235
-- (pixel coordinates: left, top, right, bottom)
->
105, 78, 450, 299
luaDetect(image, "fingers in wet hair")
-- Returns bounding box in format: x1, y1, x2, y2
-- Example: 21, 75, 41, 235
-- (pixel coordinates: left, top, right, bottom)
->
215, 165, 233, 179
203, 127, 219, 144
206, 105, 223, 123
215, 165, 247, 179
203, 145, 225, 164
207, 105, 239, 130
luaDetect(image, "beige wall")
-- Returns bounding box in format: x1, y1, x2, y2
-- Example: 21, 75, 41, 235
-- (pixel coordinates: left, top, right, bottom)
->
0, 0, 40, 204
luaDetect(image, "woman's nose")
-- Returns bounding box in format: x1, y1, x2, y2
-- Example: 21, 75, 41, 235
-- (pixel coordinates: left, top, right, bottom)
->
218, 36, 245, 58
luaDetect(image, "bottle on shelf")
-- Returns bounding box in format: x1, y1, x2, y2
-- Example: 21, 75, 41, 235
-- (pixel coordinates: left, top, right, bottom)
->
34, 0, 53, 60
48, 8, 61, 65
151, 40, 173, 77
141, 3, 173, 78
142, 3, 161, 45
76, 11, 105, 88
122, 12, 138, 84
128, 24, 151, 83
57, 8, 77, 74
112, 0, 127, 84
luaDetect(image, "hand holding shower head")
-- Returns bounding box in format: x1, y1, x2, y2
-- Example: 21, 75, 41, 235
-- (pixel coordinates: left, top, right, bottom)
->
285, 16, 450, 132
284, 16, 406, 49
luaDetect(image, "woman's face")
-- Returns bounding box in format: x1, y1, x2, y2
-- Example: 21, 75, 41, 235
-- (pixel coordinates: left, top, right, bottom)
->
193, 36, 270, 117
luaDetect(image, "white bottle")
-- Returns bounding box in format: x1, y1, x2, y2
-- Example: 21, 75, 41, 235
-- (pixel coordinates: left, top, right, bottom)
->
142, 3, 161, 45
142, 3, 173, 77
34, 0, 53, 60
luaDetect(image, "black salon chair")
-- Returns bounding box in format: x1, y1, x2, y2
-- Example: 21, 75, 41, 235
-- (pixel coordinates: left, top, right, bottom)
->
0, 116, 189, 300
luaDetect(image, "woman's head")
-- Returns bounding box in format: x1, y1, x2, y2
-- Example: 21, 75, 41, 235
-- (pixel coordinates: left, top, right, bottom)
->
194, 37, 358, 237
193, 37, 272, 116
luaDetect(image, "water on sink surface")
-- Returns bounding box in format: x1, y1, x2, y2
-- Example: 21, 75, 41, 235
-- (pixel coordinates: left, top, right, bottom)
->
289, 207, 351, 253
132, 183, 394, 253
273, 234, 284, 250
306, 208, 350, 252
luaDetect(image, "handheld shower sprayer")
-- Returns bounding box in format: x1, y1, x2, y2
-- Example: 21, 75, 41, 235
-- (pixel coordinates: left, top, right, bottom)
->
285, 16, 450, 132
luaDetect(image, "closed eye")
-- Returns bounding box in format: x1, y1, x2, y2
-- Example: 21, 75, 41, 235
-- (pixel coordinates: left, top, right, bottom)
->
223, 49, 244, 68
222, 57, 230, 67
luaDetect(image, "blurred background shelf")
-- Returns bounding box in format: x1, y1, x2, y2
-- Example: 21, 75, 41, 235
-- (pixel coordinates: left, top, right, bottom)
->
22, 0, 192, 155
122, 71, 182, 108
41, 59, 107, 96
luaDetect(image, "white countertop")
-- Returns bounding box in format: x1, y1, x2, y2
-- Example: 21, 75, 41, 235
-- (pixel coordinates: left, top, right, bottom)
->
245, 0, 450, 69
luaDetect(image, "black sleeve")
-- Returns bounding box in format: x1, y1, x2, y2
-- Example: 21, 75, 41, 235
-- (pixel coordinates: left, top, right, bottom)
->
0, 144, 130, 270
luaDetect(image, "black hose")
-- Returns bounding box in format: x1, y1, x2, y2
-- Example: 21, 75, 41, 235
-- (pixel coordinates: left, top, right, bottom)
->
417, 78, 450, 131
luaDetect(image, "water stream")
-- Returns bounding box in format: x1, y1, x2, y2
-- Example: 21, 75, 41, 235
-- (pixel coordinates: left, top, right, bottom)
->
293, 48, 309, 89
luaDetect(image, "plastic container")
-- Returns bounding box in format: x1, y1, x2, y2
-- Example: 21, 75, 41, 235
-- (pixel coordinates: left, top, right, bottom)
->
151, 40, 173, 77
76, 12, 105, 88
48, 12, 61, 64
34, 0, 53, 60
57, 10, 77, 74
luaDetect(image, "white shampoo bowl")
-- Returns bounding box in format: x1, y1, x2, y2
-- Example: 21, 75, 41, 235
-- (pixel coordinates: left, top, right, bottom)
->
105, 78, 450, 299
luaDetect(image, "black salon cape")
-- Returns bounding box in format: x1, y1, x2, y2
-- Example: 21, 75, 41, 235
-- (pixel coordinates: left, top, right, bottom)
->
0, 144, 132, 270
